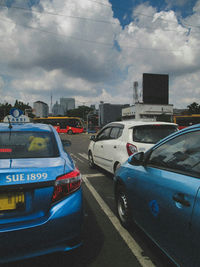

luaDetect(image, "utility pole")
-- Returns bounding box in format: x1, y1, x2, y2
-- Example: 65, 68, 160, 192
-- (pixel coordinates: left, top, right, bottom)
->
50, 93, 53, 114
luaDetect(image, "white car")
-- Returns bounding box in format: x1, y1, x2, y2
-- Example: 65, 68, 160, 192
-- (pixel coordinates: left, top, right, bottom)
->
88, 120, 178, 174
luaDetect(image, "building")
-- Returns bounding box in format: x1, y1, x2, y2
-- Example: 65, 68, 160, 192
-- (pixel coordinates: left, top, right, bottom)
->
52, 101, 65, 116
99, 102, 129, 127
122, 103, 173, 121
52, 98, 75, 116
33, 101, 49, 118
122, 73, 173, 122
60, 98, 75, 113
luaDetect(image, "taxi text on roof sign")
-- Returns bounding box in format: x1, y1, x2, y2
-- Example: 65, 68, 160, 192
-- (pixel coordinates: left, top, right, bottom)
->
3, 108, 30, 123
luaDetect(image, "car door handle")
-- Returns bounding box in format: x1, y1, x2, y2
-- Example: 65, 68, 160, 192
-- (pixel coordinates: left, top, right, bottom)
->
172, 193, 190, 207
101, 145, 103, 148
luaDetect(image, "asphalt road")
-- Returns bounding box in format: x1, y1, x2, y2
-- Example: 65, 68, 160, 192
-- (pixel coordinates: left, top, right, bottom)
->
2, 133, 176, 267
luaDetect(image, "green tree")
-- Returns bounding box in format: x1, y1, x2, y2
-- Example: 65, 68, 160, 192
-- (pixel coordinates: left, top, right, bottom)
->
67, 105, 93, 120
0, 102, 12, 121
14, 100, 32, 112
187, 102, 200, 114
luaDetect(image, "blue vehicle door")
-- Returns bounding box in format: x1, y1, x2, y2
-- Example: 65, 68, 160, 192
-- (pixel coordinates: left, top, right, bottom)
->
126, 129, 200, 266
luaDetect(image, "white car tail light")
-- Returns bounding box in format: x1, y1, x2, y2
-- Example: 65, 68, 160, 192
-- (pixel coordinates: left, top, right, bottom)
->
126, 143, 137, 156
52, 169, 82, 203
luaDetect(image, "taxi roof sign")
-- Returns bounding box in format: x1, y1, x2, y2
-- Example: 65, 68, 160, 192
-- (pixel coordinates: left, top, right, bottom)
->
3, 108, 30, 123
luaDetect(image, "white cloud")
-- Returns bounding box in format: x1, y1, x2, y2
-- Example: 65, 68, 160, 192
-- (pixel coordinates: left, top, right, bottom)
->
0, 0, 200, 109
0, 77, 4, 95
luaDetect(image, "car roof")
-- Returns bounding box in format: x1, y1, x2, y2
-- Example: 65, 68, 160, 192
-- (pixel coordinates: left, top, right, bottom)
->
106, 120, 177, 129
0, 123, 53, 132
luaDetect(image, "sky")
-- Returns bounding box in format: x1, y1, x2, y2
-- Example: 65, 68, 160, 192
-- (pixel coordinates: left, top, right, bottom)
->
0, 0, 200, 110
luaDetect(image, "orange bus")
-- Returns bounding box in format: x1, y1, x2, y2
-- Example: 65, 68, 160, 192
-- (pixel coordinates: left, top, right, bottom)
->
34, 116, 84, 134
173, 114, 200, 129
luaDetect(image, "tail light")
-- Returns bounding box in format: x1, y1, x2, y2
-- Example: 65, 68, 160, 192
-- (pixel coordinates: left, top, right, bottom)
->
52, 168, 82, 203
126, 143, 137, 156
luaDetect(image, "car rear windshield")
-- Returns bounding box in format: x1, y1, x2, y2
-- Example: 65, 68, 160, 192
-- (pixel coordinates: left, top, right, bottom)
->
0, 131, 60, 159
132, 125, 178, 144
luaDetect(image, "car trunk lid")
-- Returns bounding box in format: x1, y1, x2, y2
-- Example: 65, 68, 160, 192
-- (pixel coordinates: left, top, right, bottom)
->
0, 157, 68, 224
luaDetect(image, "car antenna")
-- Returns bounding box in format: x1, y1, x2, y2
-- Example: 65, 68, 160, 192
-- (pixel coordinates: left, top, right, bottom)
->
7, 115, 13, 129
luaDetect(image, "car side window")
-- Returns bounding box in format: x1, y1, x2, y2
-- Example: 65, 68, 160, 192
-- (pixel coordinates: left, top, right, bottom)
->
110, 127, 120, 139
96, 127, 111, 141
147, 130, 200, 177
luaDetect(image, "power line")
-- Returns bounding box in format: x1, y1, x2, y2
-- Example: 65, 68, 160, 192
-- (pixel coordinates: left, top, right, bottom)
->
0, 3, 120, 26
0, 2, 199, 34
0, 17, 185, 53
87, 0, 200, 29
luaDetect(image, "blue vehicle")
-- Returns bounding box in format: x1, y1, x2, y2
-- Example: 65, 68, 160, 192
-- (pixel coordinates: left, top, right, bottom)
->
114, 123, 200, 267
0, 122, 83, 263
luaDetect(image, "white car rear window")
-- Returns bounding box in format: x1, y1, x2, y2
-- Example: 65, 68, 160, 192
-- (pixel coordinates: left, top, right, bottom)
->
133, 125, 178, 144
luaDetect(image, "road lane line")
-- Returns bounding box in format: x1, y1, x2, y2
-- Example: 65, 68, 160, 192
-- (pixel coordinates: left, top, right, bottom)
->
78, 153, 88, 160
83, 175, 155, 267
70, 153, 84, 163
83, 173, 105, 177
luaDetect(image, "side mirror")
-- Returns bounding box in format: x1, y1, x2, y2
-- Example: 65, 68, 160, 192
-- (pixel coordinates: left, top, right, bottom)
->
62, 140, 71, 151
90, 135, 96, 141
128, 152, 144, 166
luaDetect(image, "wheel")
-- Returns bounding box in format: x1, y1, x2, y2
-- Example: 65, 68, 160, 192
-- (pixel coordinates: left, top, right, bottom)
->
88, 151, 95, 168
67, 130, 73, 135
114, 162, 121, 174
116, 185, 131, 228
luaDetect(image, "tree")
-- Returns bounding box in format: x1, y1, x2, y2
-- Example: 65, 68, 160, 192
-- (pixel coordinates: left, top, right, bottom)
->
67, 105, 93, 120
187, 102, 200, 114
0, 102, 12, 121
14, 100, 32, 112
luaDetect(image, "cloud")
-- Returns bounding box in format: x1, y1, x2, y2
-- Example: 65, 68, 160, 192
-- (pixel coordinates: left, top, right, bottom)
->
0, 77, 4, 95
0, 0, 200, 109
165, 0, 188, 8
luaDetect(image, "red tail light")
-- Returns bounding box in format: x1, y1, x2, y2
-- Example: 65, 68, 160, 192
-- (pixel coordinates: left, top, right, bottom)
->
126, 143, 137, 156
52, 169, 82, 203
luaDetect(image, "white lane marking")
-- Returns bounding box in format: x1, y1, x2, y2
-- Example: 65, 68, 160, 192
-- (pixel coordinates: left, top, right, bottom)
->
70, 153, 84, 163
83, 175, 155, 267
78, 153, 88, 160
83, 173, 105, 177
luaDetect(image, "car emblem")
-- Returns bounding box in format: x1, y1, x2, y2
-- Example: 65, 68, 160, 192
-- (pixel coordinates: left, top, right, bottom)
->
149, 199, 159, 217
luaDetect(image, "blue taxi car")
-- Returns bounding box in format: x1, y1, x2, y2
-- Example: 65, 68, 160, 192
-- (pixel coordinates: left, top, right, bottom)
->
114, 123, 200, 267
0, 122, 83, 263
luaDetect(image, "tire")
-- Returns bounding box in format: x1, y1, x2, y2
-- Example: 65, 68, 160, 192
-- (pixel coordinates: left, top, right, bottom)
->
116, 185, 131, 228
67, 130, 73, 135
114, 162, 121, 174
88, 151, 95, 168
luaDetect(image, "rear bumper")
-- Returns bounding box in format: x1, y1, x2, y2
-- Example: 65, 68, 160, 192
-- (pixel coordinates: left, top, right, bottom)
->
0, 189, 83, 263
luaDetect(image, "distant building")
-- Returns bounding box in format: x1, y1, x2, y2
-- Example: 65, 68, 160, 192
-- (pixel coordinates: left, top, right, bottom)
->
122, 103, 173, 121
52, 101, 65, 116
99, 102, 129, 127
60, 98, 75, 113
173, 108, 188, 115
33, 101, 49, 118
122, 73, 173, 122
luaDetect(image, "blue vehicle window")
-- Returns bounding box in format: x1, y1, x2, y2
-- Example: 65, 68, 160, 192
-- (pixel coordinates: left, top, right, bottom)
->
148, 130, 200, 177
133, 125, 178, 144
0, 131, 59, 159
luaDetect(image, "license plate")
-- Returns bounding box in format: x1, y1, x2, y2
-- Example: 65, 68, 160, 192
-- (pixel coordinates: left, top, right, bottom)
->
0, 192, 25, 211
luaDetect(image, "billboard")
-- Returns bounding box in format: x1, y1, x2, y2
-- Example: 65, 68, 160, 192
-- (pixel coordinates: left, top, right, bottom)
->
143, 73, 169, 104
